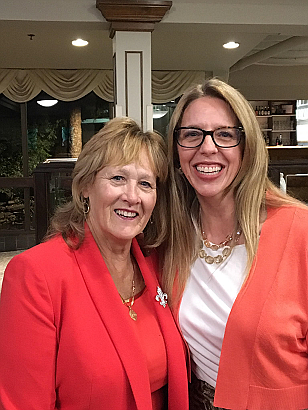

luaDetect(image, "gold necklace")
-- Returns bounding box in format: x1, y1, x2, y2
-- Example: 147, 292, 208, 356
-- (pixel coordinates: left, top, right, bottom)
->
119, 264, 137, 321
199, 227, 242, 264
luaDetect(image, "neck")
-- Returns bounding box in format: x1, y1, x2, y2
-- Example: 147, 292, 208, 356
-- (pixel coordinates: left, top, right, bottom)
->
87, 220, 132, 278
198, 193, 238, 244
87, 221, 144, 299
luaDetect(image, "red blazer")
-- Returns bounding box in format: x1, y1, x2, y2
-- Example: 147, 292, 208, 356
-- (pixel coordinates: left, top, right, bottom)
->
0, 229, 189, 410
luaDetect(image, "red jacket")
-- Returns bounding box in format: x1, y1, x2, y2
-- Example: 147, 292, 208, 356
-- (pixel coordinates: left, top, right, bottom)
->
214, 205, 308, 410
0, 229, 189, 410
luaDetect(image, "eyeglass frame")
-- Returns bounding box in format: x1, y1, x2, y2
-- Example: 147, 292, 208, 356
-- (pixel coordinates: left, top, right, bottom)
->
174, 126, 244, 149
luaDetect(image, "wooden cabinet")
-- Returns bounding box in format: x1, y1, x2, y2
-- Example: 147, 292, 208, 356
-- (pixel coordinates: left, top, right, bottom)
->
249, 100, 297, 146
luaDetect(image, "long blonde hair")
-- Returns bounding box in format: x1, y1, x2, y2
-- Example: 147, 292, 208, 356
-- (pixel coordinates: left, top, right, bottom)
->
48, 117, 168, 249
162, 78, 304, 307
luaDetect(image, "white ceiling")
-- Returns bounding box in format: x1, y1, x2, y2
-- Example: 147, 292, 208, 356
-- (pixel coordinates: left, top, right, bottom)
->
1, 0, 308, 76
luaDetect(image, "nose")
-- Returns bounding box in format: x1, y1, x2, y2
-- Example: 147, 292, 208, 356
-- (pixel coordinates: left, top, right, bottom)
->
122, 181, 140, 204
199, 132, 218, 155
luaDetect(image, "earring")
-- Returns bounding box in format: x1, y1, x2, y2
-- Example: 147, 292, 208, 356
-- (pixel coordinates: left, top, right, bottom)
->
149, 216, 154, 225
83, 197, 90, 215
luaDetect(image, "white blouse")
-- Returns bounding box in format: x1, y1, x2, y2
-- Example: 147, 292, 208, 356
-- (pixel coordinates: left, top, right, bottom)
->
179, 243, 247, 387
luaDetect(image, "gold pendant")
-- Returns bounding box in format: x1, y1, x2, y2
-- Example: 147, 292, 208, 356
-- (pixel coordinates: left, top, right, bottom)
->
129, 308, 137, 321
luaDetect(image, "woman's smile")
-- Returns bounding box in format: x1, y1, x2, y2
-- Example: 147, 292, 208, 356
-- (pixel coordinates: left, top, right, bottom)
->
83, 150, 157, 246
178, 96, 242, 202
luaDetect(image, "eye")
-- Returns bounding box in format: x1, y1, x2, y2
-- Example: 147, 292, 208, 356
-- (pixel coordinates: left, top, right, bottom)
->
139, 180, 153, 189
111, 175, 125, 182
215, 128, 234, 139
182, 129, 203, 138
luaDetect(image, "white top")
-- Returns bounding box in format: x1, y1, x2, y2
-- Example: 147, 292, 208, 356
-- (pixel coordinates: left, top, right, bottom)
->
179, 243, 247, 388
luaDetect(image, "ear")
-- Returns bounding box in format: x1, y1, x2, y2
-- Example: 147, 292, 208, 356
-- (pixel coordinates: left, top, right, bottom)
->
81, 187, 89, 199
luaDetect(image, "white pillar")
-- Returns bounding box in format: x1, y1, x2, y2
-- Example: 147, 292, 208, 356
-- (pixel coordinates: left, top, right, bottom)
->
113, 31, 152, 131
96, 0, 172, 132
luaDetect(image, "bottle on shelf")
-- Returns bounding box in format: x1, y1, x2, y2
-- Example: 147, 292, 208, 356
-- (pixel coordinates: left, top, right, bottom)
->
276, 133, 283, 146
265, 134, 270, 146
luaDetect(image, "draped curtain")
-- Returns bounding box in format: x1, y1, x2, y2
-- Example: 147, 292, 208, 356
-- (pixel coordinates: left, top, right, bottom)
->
0, 69, 209, 104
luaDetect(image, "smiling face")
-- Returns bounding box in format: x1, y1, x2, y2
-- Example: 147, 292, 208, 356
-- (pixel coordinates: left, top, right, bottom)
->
177, 96, 243, 203
83, 150, 157, 248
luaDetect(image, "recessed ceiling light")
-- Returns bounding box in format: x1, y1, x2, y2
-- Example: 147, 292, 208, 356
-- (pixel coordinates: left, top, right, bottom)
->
72, 38, 88, 47
153, 110, 168, 119
223, 41, 239, 49
37, 99, 58, 107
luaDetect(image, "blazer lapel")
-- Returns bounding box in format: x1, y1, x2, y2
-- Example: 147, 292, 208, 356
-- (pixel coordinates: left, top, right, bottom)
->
73, 229, 152, 410
132, 239, 189, 410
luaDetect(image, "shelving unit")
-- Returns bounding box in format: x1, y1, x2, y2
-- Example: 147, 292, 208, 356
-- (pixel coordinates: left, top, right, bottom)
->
249, 100, 297, 146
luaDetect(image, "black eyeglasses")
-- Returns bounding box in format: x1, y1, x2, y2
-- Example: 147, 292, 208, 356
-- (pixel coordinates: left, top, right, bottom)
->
174, 126, 244, 148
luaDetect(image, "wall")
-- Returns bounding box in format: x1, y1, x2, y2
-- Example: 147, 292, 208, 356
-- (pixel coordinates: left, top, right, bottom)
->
229, 65, 308, 100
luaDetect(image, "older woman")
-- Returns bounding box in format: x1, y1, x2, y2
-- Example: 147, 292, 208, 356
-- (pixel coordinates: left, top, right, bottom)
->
0, 117, 189, 410
162, 78, 308, 410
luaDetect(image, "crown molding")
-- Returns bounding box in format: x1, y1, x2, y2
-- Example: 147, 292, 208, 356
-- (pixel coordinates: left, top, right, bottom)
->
96, 0, 172, 37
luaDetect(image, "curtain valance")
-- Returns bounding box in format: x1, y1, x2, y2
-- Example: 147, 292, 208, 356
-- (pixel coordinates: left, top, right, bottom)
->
151, 70, 208, 103
0, 69, 209, 104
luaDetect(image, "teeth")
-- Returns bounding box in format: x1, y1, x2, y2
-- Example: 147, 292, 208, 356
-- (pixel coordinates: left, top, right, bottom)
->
115, 210, 137, 218
196, 165, 222, 174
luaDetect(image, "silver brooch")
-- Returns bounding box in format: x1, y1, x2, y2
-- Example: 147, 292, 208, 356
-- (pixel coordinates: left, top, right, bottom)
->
155, 286, 168, 308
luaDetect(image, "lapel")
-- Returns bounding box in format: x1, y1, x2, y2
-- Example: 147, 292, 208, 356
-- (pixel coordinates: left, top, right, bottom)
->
132, 240, 189, 410
73, 228, 152, 410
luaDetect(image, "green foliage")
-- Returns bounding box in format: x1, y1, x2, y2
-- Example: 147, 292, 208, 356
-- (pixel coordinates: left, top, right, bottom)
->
0, 118, 63, 178
27, 118, 60, 174
0, 142, 23, 177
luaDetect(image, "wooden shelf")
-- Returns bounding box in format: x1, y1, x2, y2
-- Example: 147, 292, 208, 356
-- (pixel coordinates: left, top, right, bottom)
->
250, 99, 297, 146
272, 114, 296, 117
272, 130, 296, 133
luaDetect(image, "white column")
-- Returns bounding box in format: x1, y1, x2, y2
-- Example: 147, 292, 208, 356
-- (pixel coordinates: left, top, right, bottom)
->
113, 31, 153, 131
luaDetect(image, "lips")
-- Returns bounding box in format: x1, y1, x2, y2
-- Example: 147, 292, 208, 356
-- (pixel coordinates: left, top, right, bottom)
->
115, 209, 138, 218
196, 164, 222, 175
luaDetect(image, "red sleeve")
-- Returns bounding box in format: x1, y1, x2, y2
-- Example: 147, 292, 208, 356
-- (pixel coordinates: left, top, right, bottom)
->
0, 253, 57, 409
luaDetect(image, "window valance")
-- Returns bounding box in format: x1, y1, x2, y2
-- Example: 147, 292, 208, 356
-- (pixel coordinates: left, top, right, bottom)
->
0, 69, 209, 104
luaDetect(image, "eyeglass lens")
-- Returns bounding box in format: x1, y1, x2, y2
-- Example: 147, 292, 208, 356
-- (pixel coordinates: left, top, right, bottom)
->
176, 127, 241, 148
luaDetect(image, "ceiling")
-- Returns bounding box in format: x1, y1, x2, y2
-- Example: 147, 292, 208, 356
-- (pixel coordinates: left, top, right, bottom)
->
1, 0, 308, 79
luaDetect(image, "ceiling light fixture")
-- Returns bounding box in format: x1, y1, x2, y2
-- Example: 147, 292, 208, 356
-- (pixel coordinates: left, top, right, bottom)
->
153, 110, 168, 119
223, 41, 239, 49
37, 99, 58, 107
72, 38, 89, 47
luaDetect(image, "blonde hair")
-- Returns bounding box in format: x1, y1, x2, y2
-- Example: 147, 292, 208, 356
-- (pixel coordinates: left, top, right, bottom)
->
48, 117, 168, 249
163, 78, 305, 306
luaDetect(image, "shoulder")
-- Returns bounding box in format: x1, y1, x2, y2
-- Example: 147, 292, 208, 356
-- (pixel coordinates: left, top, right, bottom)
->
6, 235, 74, 280
267, 204, 308, 222
266, 205, 308, 245
11, 235, 71, 262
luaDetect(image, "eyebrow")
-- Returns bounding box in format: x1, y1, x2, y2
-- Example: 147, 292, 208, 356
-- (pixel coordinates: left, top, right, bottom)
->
105, 166, 156, 181
182, 124, 236, 129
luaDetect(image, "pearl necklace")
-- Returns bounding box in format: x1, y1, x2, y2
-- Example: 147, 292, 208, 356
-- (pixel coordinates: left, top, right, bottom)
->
199, 227, 242, 264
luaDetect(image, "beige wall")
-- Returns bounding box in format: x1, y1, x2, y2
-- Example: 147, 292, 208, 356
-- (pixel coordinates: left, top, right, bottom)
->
230, 65, 308, 100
